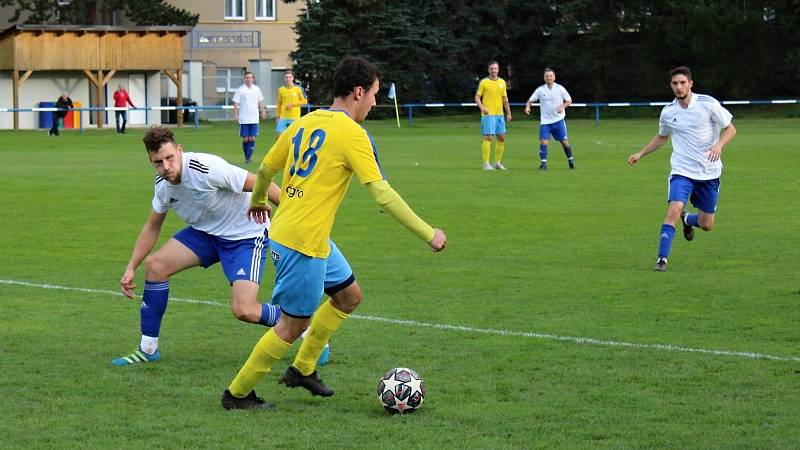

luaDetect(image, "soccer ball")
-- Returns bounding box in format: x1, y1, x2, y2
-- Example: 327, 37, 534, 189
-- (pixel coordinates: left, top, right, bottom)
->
377, 367, 425, 414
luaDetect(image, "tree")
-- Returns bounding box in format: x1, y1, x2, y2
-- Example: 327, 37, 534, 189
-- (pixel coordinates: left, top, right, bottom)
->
0, 0, 198, 26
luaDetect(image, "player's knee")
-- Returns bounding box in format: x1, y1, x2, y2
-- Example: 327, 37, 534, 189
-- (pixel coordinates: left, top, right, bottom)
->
143, 255, 169, 279
540, 139, 549, 145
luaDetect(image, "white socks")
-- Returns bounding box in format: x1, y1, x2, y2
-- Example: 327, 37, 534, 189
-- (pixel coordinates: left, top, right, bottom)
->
140, 335, 159, 355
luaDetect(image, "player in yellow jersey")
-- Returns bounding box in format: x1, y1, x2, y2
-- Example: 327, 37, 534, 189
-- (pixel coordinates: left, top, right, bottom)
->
475, 60, 512, 171
221, 56, 447, 410
275, 70, 308, 139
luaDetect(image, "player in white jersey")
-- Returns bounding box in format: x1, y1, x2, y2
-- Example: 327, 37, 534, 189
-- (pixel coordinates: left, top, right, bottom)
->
233, 71, 267, 164
628, 67, 736, 272
112, 126, 282, 366
524, 68, 574, 170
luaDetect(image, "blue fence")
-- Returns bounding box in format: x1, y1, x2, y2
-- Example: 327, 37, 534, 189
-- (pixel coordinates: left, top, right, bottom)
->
401, 100, 800, 127
2, 99, 797, 131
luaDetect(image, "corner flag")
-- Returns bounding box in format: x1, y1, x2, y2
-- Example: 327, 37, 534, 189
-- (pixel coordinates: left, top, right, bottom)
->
388, 83, 400, 128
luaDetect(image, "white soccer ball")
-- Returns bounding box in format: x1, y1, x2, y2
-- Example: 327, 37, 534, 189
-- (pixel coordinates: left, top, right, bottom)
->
377, 367, 425, 414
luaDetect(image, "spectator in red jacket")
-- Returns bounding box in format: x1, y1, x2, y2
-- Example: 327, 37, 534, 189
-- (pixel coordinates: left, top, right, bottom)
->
113, 85, 136, 134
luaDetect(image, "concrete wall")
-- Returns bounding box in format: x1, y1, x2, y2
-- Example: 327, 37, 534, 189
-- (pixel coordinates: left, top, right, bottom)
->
0, 70, 163, 129
0, 71, 90, 129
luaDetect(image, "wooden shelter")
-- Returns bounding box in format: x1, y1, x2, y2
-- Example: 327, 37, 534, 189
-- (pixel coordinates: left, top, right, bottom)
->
0, 24, 192, 129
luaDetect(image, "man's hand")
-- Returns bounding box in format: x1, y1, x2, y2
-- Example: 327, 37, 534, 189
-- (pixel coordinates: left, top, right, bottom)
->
628, 152, 643, 165
524, 105, 531, 115
429, 228, 447, 252
260, 110, 267, 120
707, 143, 722, 162
506, 113, 512, 122
120, 268, 137, 299
247, 205, 272, 224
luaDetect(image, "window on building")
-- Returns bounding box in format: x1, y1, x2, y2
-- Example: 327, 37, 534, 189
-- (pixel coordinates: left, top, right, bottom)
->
255, 0, 276, 20
224, 0, 245, 20
216, 68, 245, 94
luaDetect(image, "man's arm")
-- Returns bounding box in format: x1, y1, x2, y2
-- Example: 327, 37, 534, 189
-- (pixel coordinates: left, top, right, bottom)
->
232, 102, 239, 122
275, 93, 283, 119
474, 91, 488, 115
258, 100, 267, 120
366, 180, 446, 252
247, 163, 278, 224
120, 210, 167, 298
503, 96, 512, 121
243, 173, 281, 206
558, 99, 572, 114
708, 124, 736, 162
628, 135, 669, 165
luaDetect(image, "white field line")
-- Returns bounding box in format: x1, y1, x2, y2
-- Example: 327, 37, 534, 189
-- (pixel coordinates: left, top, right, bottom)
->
2, 279, 799, 363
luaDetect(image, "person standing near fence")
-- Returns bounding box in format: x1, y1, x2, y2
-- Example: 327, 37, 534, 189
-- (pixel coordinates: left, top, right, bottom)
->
49, 92, 73, 136
233, 72, 267, 164
475, 60, 512, 171
275, 70, 308, 139
524, 68, 574, 170
627, 66, 736, 272
113, 85, 136, 134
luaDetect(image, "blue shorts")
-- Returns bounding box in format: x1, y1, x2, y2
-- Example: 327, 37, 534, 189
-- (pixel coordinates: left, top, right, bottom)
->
667, 175, 721, 214
275, 119, 294, 132
173, 226, 268, 284
539, 120, 568, 141
481, 115, 506, 136
239, 123, 260, 138
269, 240, 355, 318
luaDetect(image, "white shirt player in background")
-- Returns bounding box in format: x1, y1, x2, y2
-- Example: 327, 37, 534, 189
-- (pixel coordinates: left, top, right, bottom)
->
113, 126, 281, 366
232, 72, 267, 164
628, 66, 737, 272
524, 68, 575, 170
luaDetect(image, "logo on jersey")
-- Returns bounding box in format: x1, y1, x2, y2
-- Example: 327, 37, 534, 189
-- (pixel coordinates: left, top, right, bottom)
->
286, 185, 304, 198
169, 197, 178, 204
236, 268, 246, 276
271, 250, 281, 261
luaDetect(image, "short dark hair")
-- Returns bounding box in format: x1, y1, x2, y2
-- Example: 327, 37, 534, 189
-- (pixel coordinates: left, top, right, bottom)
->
332, 56, 379, 98
143, 126, 176, 153
669, 66, 692, 80
543, 67, 555, 74
487, 60, 499, 68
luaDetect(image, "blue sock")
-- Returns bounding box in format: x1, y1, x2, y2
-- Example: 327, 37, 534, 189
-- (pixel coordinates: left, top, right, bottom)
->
658, 224, 676, 259
539, 144, 548, 162
246, 141, 256, 161
259, 303, 281, 327
563, 145, 573, 159
242, 141, 249, 158
687, 214, 700, 227
140, 280, 169, 338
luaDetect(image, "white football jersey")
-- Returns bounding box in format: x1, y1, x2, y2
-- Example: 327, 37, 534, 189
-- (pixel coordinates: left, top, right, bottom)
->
152, 152, 267, 240
658, 94, 733, 180
232, 84, 264, 124
528, 83, 571, 125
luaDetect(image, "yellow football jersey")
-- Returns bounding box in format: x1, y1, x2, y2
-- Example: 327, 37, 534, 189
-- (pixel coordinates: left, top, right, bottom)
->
276, 85, 308, 120
263, 109, 385, 257
476, 77, 507, 115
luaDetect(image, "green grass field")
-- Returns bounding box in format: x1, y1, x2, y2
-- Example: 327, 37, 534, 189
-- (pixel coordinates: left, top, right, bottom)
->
1, 114, 799, 449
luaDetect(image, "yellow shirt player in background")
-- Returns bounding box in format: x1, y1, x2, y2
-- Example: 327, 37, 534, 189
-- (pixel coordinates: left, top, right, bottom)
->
275, 70, 308, 139
475, 60, 512, 171
221, 56, 447, 410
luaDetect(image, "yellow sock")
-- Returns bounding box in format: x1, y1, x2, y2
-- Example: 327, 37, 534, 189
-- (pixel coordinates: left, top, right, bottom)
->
294, 299, 349, 376
495, 141, 505, 163
481, 140, 491, 164
228, 328, 291, 397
